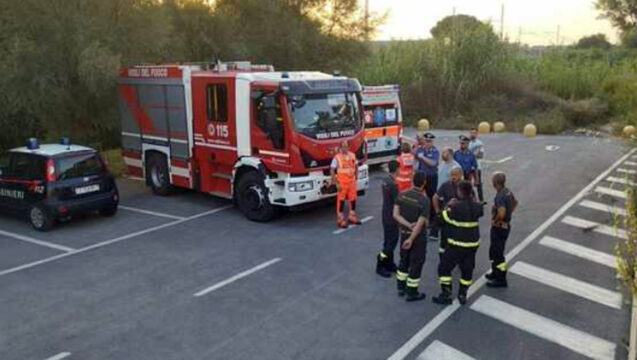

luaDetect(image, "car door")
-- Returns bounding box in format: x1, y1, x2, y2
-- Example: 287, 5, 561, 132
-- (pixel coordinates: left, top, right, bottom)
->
9, 153, 45, 212
0, 152, 18, 210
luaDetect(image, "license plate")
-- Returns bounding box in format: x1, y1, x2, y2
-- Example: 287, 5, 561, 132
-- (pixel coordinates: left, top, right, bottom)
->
75, 184, 100, 195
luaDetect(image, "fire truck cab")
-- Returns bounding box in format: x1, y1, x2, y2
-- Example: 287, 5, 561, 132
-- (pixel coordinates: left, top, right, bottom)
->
361, 85, 403, 165
117, 62, 369, 222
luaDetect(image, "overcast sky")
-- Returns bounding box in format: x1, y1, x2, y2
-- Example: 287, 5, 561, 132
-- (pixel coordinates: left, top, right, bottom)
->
368, 0, 617, 45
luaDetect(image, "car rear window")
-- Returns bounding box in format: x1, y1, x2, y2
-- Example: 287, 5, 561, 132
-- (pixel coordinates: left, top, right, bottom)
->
56, 152, 105, 181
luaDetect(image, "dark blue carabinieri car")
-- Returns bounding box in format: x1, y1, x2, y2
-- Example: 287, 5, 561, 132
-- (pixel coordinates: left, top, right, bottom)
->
0, 138, 119, 231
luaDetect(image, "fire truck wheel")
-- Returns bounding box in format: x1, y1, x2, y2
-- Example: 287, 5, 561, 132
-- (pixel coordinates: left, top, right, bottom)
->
29, 204, 54, 232
147, 155, 172, 196
236, 171, 277, 222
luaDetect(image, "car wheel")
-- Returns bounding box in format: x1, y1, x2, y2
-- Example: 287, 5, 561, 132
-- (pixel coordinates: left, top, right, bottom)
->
30, 205, 54, 232
147, 154, 172, 196
236, 171, 277, 222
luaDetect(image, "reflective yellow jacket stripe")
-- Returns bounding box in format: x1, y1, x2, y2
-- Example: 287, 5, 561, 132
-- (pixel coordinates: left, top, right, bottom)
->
447, 238, 480, 248
442, 210, 479, 228
496, 262, 507, 271
459, 278, 473, 286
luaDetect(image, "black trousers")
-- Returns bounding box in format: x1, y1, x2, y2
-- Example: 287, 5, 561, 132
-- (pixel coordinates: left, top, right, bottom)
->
381, 221, 400, 261
397, 230, 427, 285
475, 170, 484, 202
425, 173, 438, 235
438, 223, 449, 257
438, 246, 477, 289
489, 225, 511, 277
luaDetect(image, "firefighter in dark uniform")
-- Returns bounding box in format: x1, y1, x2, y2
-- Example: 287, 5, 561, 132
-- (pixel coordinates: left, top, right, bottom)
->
433, 181, 484, 305
376, 160, 400, 278
393, 171, 429, 302
486, 172, 518, 288
432, 166, 463, 259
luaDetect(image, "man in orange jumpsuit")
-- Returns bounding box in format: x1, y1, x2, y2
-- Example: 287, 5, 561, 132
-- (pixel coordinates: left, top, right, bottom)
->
396, 142, 415, 193
331, 141, 362, 229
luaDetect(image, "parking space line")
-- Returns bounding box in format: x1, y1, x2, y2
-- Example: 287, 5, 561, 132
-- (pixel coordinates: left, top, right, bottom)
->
595, 186, 627, 199
606, 176, 637, 187
617, 168, 637, 175
481, 156, 513, 164
0, 205, 232, 279
194, 258, 281, 297
579, 200, 627, 217
509, 262, 622, 309
386, 147, 637, 360
333, 216, 374, 235
0, 229, 75, 252
416, 340, 475, 360
539, 236, 616, 268
561, 215, 627, 239
470, 295, 616, 360
44, 352, 71, 360
623, 161, 637, 166
118, 205, 186, 220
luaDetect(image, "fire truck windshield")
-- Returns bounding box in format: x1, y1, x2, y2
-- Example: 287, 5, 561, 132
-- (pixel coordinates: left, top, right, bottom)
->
288, 92, 361, 140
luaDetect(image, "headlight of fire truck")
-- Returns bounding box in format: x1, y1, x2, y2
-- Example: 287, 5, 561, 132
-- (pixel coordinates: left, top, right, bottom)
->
358, 167, 368, 180
288, 180, 315, 192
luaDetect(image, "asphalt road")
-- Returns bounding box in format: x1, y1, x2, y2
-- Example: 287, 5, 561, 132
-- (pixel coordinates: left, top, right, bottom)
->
0, 130, 632, 360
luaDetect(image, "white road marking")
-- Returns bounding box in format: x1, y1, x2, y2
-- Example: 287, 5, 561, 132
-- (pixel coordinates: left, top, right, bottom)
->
545, 145, 560, 151
509, 262, 622, 309
386, 147, 637, 360
333, 216, 375, 235
471, 295, 616, 360
482, 156, 514, 164
579, 200, 627, 217
606, 176, 637, 187
194, 258, 281, 297
623, 161, 637, 166
0, 205, 233, 278
0, 229, 75, 253
617, 168, 637, 175
595, 186, 627, 199
539, 236, 616, 268
416, 341, 475, 360
118, 205, 185, 220
562, 215, 627, 240
45, 352, 71, 360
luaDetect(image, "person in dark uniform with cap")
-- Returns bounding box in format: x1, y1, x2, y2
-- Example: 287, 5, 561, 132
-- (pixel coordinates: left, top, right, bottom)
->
486, 172, 518, 288
415, 132, 440, 241
432, 181, 484, 306
393, 171, 429, 302
454, 135, 478, 184
376, 160, 400, 278
432, 166, 463, 260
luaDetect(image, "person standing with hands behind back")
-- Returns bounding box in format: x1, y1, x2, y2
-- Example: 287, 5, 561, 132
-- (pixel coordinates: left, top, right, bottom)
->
486, 172, 518, 288
376, 160, 400, 278
393, 171, 429, 302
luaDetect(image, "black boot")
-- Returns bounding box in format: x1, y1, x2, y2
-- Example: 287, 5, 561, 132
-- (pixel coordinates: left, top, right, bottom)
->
458, 285, 469, 305
405, 286, 426, 302
487, 271, 508, 288
485, 271, 496, 281
397, 280, 406, 297
386, 258, 398, 273
432, 284, 453, 305
376, 254, 392, 278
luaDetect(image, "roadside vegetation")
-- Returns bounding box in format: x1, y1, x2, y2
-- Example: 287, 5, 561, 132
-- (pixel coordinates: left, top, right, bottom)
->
619, 178, 637, 298
3, 0, 637, 151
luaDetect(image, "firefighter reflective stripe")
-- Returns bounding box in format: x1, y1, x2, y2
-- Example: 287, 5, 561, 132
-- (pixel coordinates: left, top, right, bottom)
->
442, 210, 479, 228
448, 238, 480, 248
459, 278, 473, 286
439, 247, 445, 254
496, 262, 507, 271
406, 277, 420, 288
379, 252, 388, 260
396, 271, 408, 281
439, 276, 452, 285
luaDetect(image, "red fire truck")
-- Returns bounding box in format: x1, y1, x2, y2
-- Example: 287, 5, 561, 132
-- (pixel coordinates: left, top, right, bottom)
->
361, 85, 403, 165
117, 62, 369, 221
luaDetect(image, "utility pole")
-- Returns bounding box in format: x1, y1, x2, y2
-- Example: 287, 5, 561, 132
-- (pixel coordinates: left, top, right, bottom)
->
500, 3, 505, 41
453, 6, 456, 16
556, 25, 561, 46
518, 26, 522, 44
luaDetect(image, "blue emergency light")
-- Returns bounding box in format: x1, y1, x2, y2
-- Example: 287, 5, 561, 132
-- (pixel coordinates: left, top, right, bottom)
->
26, 138, 39, 150
59, 137, 71, 146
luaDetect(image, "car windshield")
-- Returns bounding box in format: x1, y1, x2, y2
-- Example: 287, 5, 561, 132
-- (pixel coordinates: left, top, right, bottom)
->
288, 92, 361, 140
56, 152, 105, 181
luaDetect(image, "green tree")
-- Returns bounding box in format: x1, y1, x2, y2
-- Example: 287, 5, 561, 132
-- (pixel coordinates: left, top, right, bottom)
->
576, 34, 612, 49
596, 0, 637, 31
430, 15, 485, 39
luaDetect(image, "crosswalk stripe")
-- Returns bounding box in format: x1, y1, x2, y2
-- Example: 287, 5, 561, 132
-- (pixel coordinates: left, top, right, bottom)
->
539, 236, 617, 268
579, 200, 627, 217
617, 168, 637, 175
595, 186, 627, 199
562, 215, 627, 239
471, 295, 616, 360
624, 161, 637, 166
606, 176, 637, 187
509, 262, 622, 309
416, 341, 475, 360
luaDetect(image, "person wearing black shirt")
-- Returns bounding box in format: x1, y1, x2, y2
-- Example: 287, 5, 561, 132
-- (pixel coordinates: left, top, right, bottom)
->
393, 171, 429, 302
376, 160, 400, 278
432, 166, 463, 259
486, 172, 518, 288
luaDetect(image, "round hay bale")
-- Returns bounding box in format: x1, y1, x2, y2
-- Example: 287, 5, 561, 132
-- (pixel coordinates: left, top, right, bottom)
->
493, 122, 505, 133
523, 124, 537, 137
